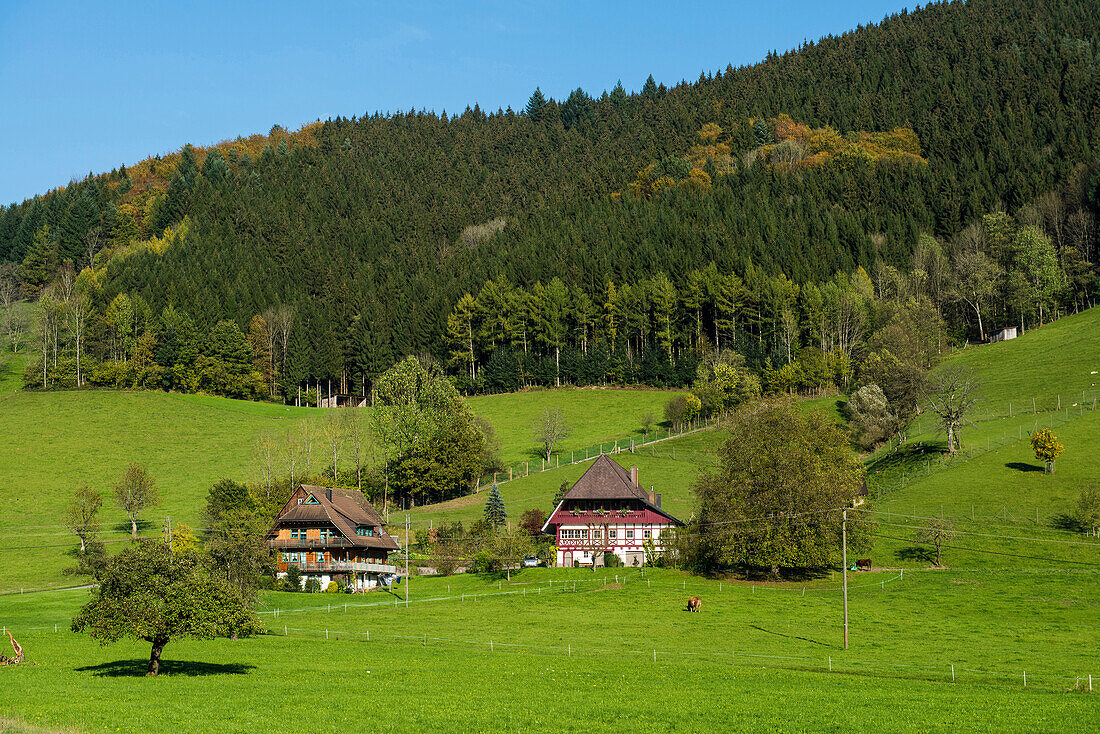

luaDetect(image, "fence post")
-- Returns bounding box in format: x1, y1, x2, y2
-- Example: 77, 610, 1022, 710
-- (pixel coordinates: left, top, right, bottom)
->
951, 664, 955, 682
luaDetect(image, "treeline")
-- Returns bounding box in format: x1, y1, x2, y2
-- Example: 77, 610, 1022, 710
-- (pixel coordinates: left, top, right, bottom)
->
1, 0, 1099, 398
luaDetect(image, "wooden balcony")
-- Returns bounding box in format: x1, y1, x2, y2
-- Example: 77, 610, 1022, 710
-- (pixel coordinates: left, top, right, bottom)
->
293, 561, 397, 574
270, 537, 356, 549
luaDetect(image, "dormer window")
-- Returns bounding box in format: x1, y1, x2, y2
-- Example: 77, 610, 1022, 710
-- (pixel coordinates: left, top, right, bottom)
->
304, 495, 320, 505
356, 526, 374, 537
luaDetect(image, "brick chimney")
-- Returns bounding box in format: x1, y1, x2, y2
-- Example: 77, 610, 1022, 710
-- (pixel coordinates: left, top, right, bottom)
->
630, 467, 640, 486
648, 486, 656, 505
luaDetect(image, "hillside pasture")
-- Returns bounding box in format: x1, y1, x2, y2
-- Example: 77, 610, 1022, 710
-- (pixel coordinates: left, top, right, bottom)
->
0, 386, 691, 591
467, 387, 684, 465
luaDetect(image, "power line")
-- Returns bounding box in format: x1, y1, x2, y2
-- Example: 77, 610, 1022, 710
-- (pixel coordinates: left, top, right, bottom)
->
870, 533, 1099, 566
871, 521, 1100, 548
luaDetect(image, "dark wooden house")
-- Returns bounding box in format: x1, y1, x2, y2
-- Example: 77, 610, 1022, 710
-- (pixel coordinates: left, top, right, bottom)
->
267, 485, 399, 590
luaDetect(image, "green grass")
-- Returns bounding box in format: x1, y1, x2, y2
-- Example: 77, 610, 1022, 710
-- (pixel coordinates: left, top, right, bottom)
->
0, 568, 1096, 732
0, 390, 323, 591
467, 387, 683, 465
0, 350, 25, 397
407, 427, 728, 538
0, 386, 689, 591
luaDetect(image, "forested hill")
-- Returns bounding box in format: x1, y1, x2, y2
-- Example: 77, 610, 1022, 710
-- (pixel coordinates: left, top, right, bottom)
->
2, 0, 1099, 397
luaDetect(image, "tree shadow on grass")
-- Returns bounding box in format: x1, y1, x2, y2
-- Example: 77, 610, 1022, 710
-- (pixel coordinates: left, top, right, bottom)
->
76, 659, 255, 677
865, 442, 946, 475
1005, 462, 1044, 473
1050, 513, 1085, 532
895, 546, 935, 565
108, 519, 157, 536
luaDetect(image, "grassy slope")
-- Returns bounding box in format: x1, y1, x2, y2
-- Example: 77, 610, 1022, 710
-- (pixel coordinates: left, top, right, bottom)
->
0, 569, 1096, 732
467, 387, 682, 465
860, 307, 1100, 570
406, 394, 841, 538
408, 428, 724, 537
0, 390, 321, 590
0, 386, 684, 590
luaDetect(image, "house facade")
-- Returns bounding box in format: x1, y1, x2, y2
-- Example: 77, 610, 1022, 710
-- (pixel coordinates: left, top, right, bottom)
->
267, 485, 399, 590
541, 455, 684, 568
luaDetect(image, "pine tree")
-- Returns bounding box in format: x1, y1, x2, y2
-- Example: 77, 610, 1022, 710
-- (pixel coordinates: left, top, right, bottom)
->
484, 485, 506, 528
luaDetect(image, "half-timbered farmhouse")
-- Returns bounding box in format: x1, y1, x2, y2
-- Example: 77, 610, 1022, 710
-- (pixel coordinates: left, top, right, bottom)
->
541, 455, 683, 567
267, 485, 399, 590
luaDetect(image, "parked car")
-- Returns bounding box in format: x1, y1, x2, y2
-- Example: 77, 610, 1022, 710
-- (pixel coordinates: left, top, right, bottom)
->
522, 555, 540, 568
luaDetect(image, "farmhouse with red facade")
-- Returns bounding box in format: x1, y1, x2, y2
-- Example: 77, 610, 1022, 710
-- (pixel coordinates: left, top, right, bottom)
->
541, 455, 683, 567
267, 485, 399, 590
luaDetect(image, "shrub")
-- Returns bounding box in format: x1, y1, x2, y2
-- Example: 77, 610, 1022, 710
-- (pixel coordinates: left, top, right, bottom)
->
304, 578, 321, 594
283, 564, 302, 592
603, 552, 623, 568
1073, 485, 1100, 536
325, 581, 340, 593
845, 383, 900, 450
470, 549, 502, 574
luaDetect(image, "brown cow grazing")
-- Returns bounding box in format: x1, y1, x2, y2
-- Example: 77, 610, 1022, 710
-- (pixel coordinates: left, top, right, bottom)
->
687, 596, 702, 612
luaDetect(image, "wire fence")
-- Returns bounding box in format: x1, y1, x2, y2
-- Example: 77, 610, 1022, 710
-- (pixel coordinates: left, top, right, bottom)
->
4, 570, 1097, 692
869, 390, 1100, 499
255, 626, 1096, 692
472, 413, 727, 491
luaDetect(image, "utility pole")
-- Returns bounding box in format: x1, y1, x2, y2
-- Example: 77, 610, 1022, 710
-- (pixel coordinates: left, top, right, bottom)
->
404, 514, 410, 607
842, 509, 848, 649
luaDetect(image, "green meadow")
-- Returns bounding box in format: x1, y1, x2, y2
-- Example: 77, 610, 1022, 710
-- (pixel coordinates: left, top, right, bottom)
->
0, 568, 1096, 733
466, 387, 684, 465
0, 380, 683, 591
3, 310, 1100, 731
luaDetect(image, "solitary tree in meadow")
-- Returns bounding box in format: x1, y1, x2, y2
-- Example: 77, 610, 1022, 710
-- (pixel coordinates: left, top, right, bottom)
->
66, 483, 102, 553
72, 540, 262, 676
925, 369, 979, 454
915, 518, 957, 567
691, 402, 873, 576
114, 463, 158, 540
532, 407, 571, 461
1030, 428, 1064, 473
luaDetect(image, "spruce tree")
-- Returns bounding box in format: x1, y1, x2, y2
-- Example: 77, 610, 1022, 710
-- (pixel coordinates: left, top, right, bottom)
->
525, 87, 547, 122
484, 485, 506, 528
20, 224, 54, 292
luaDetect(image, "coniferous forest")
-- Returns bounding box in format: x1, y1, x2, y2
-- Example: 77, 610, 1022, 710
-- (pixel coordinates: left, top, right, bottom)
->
1, 0, 1098, 403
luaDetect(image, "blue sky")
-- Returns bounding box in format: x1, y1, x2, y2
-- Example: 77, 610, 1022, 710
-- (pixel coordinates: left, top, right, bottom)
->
0, 1, 913, 204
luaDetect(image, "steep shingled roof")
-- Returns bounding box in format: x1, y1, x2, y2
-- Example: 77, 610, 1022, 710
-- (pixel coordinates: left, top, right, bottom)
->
543, 455, 684, 531
270, 485, 400, 551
